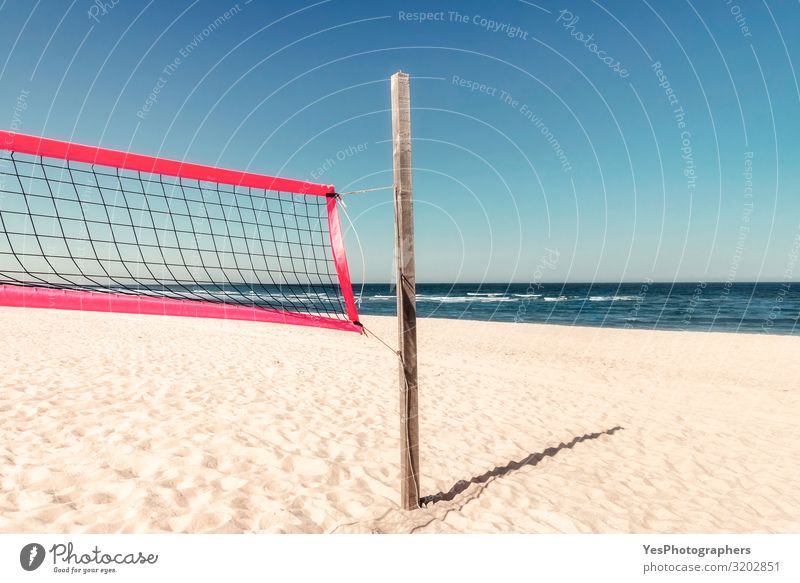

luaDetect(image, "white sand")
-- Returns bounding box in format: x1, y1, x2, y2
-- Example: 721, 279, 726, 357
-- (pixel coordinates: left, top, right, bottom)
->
0, 307, 798, 533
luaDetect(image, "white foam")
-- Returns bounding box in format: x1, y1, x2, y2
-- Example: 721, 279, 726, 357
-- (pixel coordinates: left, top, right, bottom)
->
588, 295, 637, 302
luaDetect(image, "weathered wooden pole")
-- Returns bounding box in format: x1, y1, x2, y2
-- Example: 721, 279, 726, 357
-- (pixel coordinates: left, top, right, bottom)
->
391, 71, 419, 510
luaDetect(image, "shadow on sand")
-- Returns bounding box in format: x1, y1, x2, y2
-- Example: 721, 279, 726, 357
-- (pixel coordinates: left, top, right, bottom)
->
420, 425, 624, 506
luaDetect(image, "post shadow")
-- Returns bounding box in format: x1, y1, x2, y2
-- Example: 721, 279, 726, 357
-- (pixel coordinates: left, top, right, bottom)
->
420, 425, 624, 506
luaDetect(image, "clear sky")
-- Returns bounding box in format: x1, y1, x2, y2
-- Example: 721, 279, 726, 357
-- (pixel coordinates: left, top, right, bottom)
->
1, 0, 798, 284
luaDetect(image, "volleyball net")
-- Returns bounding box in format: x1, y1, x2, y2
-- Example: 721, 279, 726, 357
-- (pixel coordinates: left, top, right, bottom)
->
0, 131, 361, 333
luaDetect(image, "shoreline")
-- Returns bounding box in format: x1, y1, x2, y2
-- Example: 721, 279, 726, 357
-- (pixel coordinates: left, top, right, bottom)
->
374, 312, 800, 337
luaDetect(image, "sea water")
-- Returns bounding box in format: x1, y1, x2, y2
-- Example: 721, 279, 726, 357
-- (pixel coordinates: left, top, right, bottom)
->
354, 282, 799, 335
103, 281, 799, 335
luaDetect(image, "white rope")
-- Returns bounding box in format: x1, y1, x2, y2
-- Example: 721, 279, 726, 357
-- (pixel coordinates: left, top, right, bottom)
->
338, 200, 366, 307
339, 185, 393, 195
338, 189, 421, 508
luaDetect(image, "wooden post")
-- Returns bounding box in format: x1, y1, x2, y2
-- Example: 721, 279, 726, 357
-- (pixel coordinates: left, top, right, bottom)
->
391, 71, 419, 510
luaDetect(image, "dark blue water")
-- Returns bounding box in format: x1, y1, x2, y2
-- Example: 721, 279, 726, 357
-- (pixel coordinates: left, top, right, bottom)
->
354, 282, 800, 335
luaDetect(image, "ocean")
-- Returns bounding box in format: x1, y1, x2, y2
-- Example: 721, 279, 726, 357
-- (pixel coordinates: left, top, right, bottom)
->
353, 282, 799, 335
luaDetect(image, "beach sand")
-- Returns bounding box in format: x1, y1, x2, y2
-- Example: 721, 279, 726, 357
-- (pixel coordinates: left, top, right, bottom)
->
0, 307, 798, 533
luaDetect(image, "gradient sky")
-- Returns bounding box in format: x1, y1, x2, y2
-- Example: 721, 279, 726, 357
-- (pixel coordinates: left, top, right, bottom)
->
1, 0, 798, 284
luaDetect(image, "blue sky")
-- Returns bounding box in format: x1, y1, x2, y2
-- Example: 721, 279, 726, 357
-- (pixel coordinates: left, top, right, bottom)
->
1, 0, 798, 283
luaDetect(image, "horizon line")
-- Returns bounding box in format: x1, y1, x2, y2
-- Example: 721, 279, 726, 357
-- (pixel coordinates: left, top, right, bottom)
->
351, 280, 796, 286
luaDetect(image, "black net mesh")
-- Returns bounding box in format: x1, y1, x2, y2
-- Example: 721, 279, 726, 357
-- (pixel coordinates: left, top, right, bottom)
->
0, 152, 349, 320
